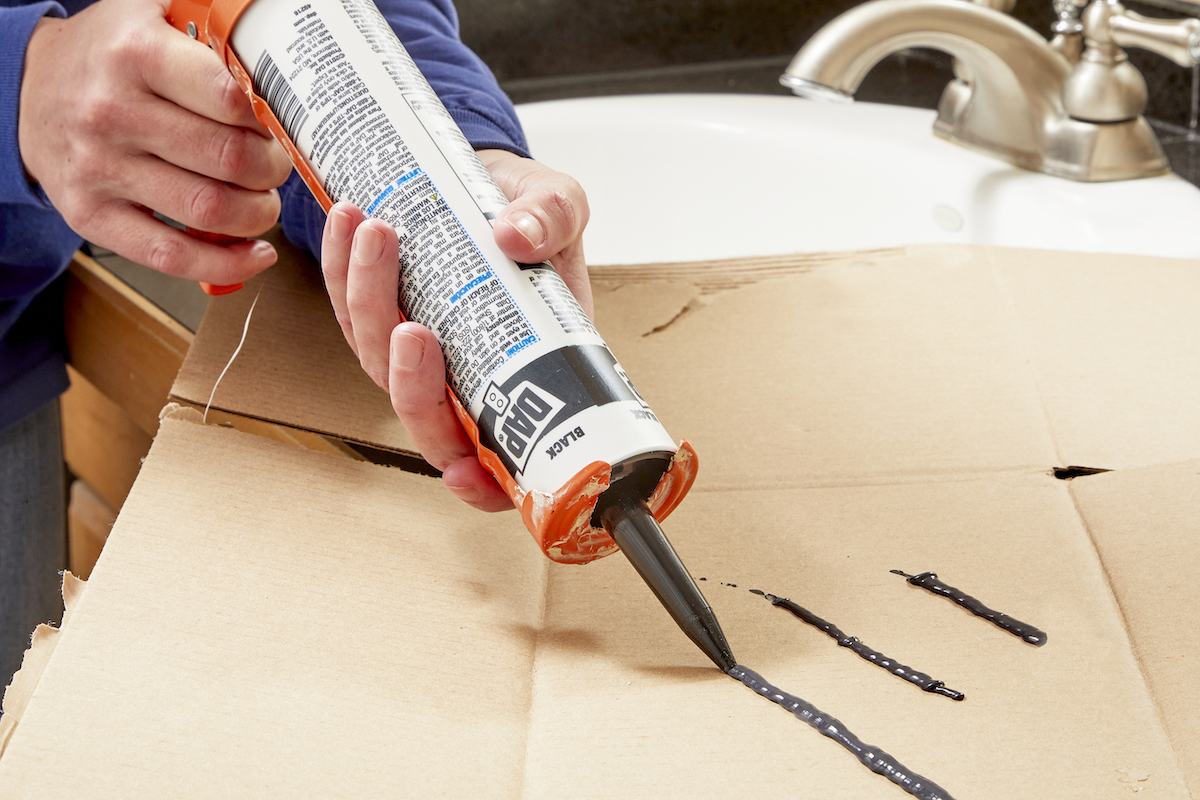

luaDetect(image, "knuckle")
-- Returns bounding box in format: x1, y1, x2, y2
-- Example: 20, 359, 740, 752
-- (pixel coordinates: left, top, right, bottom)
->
333, 312, 355, 340
76, 90, 122, 139
269, 145, 294, 185
71, 149, 109, 186
212, 127, 252, 179
187, 180, 230, 230
321, 254, 349, 284
345, 292, 386, 326
547, 183, 586, 233
144, 234, 190, 276
345, 296, 381, 331
210, 70, 246, 120
344, 291, 375, 320
110, 26, 156, 73
564, 176, 590, 223
390, 394, 425, 421
57, 196, 104, 239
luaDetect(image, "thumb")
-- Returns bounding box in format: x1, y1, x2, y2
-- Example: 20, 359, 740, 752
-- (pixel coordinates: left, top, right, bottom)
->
488, 161, 589, 265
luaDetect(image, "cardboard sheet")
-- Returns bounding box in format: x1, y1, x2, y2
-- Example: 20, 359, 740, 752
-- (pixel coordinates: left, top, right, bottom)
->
6, 242, 1197, 797
525, 475, 1186, 798
610, 245, 1200, 484
0, 417, 1189, 797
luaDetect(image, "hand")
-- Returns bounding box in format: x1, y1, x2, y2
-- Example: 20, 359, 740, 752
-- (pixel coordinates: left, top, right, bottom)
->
18, 0, 294, 284
321, 150, 591, 511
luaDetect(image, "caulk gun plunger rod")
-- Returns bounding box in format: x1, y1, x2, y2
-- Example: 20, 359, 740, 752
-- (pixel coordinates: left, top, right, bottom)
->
600, 498, 736, 672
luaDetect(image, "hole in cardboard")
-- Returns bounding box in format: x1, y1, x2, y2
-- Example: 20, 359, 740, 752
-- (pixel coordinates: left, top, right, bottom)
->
344, 442, 443, 477
1052, 466, 1111, 480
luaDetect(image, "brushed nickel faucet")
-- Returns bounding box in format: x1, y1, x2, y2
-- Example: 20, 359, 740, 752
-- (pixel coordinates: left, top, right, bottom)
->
781, 0, 1200, 180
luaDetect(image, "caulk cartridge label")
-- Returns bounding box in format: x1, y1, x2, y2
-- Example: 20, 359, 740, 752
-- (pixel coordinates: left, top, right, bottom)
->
477, 344, 676, 490
230, 0, 678, 495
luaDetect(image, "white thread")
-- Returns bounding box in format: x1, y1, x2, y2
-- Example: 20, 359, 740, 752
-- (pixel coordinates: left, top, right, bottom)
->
203, 284, 264, 424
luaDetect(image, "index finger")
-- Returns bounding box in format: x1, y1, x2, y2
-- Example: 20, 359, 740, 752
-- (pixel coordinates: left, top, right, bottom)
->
143, 18, 267, 133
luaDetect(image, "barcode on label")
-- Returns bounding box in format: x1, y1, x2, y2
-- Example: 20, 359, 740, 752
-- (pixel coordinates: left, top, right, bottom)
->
253, 52, 309, 143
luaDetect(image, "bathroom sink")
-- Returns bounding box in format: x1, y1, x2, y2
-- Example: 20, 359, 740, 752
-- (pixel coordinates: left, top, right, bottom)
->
516, 94, 1200, 264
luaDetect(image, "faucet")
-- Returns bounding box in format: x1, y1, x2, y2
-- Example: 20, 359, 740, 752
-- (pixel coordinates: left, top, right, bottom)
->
780, 0, 1200, 181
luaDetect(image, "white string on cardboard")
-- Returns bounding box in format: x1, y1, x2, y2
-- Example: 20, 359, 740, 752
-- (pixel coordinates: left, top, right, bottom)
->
203, 283, 264, 424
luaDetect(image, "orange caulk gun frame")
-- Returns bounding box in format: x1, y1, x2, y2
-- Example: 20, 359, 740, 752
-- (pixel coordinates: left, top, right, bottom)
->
164, 0, 700, 567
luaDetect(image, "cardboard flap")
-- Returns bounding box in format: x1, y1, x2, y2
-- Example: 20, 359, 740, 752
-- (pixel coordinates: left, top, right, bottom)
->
604, 245, 1057, 489
169, 230, 416, 454
173, 242, 1200, 483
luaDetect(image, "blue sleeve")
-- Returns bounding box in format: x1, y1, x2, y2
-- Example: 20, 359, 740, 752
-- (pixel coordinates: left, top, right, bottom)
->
0, 1, 66, 209
278, 0, 529, 260
0, 0, 82, 302
0, 1, 78, 429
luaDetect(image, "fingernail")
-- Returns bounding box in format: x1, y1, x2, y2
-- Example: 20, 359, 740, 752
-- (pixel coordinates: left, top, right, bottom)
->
505, 211, 545, 248
353, 226, 385, 263
252, 240, 278, 268
328, 209, 352, 243
445, 480, 482, 504
393, 331, 424, 371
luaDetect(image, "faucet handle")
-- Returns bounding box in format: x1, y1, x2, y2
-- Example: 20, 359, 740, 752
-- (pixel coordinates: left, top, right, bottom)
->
1107, 7, 1200, 66
1065, 0, 1199, 122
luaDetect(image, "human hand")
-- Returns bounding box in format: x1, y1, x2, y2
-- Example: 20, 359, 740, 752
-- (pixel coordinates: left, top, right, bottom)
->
18, 0, 294, 284
320, 149, 591, 511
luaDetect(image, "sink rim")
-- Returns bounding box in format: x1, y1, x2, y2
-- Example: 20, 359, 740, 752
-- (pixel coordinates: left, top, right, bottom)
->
515, 94, 1200, 265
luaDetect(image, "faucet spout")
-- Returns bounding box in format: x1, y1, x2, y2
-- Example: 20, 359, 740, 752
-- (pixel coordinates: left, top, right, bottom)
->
782, 0, 1073, 172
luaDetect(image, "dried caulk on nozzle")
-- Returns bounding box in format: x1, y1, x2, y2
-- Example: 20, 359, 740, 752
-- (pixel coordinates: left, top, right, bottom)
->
167, 0, 735, 671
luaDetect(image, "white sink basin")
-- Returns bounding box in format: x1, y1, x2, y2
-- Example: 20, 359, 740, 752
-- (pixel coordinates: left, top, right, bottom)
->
516, 94, 1200, 265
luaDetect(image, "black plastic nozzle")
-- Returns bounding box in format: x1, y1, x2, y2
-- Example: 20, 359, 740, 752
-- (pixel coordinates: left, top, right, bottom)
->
598, 490, 736, 673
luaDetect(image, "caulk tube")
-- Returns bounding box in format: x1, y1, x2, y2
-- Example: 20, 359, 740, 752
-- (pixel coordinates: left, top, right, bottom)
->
168, 0, 702, 566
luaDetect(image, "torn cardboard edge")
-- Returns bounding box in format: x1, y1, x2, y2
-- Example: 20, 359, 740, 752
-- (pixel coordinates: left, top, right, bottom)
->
2, 408, 242, 758
163, 400, 402, 465
0, 572, 86, 760
166, 261, 421, 457
589, 247, 910, 295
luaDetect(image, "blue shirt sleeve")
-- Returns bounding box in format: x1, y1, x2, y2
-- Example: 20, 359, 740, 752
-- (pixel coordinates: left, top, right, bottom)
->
278, 0, 529, 259
0, 1, 66, 209
0, 1, 78, 430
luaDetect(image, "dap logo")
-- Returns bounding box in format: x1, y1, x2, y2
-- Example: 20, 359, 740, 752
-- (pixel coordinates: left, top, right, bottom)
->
483, 380, 566, 472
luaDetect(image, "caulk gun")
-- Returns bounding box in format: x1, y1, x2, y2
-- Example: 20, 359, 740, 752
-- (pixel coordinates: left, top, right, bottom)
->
166, 0, 735, 672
